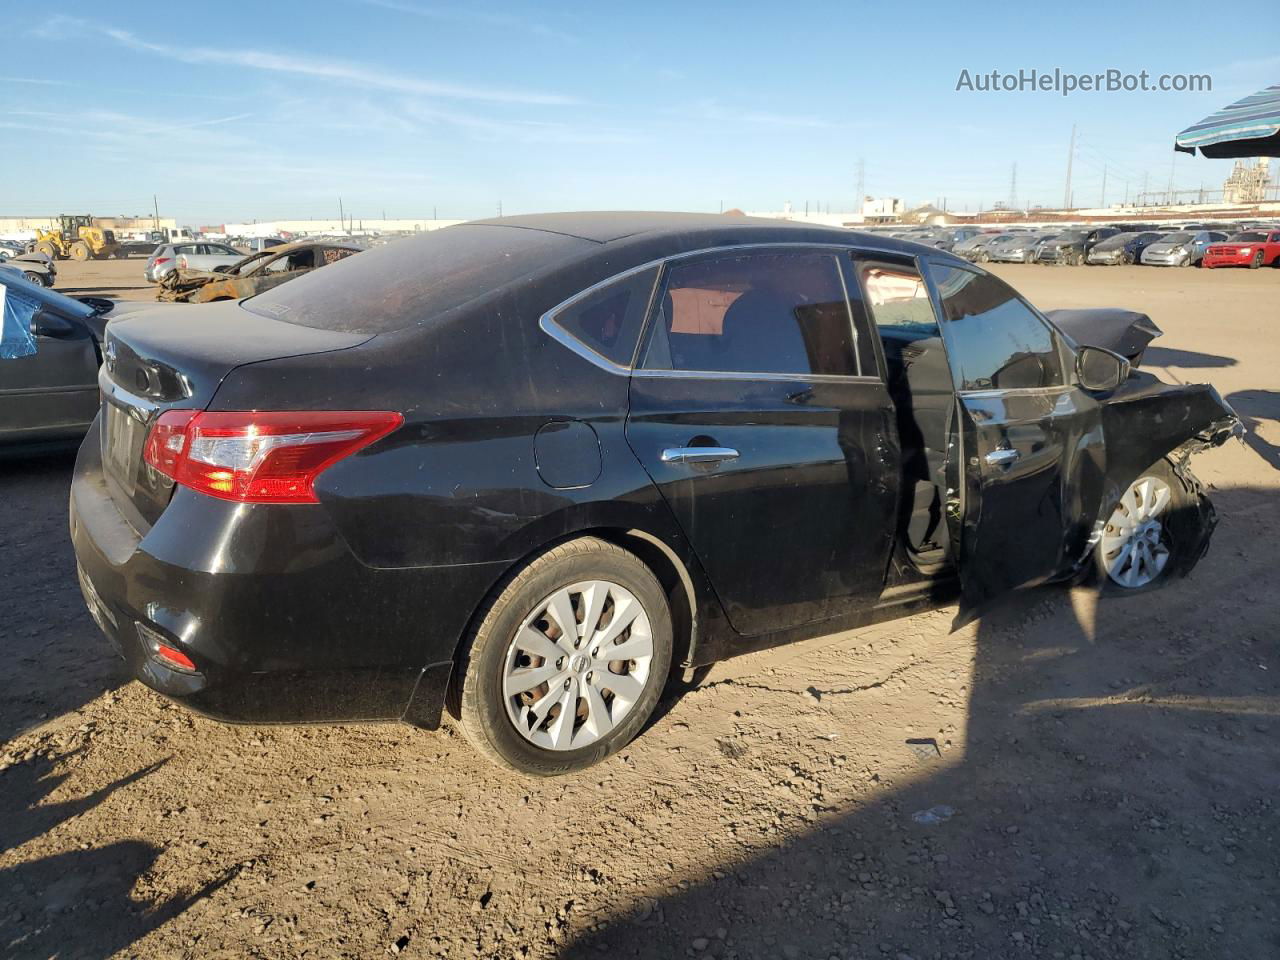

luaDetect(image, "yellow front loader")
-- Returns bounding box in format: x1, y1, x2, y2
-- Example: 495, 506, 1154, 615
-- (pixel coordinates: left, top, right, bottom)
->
32, 215, 119, 261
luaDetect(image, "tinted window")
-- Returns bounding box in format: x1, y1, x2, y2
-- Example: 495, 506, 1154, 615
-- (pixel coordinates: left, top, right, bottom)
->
640, 250, 857, 376
929, 264, 1064, 391
551, 266, 659, 367
1229, 232, 1266, 242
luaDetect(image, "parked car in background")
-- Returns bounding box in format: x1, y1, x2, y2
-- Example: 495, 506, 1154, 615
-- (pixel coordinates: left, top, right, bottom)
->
174, 243, 249, 274
1202, 230, 1280, 269
1086, 231, 1167, 266
987, 231, 1057, 263
0, 273, 168, 444
0, 252, 56, 287
68, 212, 1238, 775
1140, 231, 1227, 267
158, 240, 362, 302
1035, 227, 1122, 265
954, 232, 1013, 262
145, 242, 243, 283
0, 239, 27, 261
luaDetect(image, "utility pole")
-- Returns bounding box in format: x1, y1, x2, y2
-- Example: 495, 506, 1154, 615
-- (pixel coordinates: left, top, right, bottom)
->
497, 200, 503, 217
433, 206, 437, 220
339, 197, 345, 234
152, 195, 160, 231
1141, 171, 1149, 206
1008, 162, 1018, 211
1100, 164, 1107, 209
1063, 123, 1076, 209
1166, 154, 1176, 204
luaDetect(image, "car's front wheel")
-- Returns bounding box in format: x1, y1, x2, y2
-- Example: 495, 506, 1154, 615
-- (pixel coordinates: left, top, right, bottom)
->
456, 537, 673, 775
1095, 459, 1196, 591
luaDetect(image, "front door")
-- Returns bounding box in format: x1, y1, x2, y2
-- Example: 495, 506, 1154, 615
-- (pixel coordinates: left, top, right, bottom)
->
0, 300, 99, 442
624, 247, 899, 637
923, 259, 1105, 610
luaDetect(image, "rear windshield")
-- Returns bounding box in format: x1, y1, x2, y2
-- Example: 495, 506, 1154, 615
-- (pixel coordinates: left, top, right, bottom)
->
244, 225, 592, 333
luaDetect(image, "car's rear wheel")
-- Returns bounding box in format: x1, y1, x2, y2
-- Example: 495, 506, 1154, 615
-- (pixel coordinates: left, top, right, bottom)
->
456, 537, 673, 775
1095, 459, 1194, 591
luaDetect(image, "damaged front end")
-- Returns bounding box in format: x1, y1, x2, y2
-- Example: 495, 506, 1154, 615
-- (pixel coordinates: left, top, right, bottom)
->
157, 269, 240, 303
1089, 374, 1241, 581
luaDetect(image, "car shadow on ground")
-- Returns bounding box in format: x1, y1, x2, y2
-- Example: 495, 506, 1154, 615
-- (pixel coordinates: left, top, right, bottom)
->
1142, 347, 1238, 369
1225, 390, 1280, 473
0, 748, 236, 959
0, 448, 129, 744
562, 487, 1280, 959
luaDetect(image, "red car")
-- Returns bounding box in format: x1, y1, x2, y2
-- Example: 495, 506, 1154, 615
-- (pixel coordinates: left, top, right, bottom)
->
1202, 230, 1280, 269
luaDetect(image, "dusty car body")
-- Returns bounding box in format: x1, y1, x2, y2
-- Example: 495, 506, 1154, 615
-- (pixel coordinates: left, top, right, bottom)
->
1085, 231, 1166, 266
69, 213, 1238, 775
1035, 227, 1122, 265
987, 231, 1056, 263
158, 240, 362, 303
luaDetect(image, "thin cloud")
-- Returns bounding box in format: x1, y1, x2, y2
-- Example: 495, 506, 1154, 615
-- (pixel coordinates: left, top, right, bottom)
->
36, 16, 578, 106
359, 0, 579, 43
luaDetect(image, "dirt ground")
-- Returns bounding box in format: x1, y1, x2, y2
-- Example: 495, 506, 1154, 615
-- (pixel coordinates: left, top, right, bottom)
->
2, 258, 1278, 960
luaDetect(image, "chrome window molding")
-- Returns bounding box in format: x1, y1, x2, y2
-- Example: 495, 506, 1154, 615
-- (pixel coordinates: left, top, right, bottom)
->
632, 368, 883, 384
540, 241, 906, 381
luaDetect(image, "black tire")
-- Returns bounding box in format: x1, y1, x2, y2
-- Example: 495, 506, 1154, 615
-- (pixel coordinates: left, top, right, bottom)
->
1250, 251, 1263, 269
1094, 458, 1200, 593
23, 271, 43, 286
455, 537, 673, 776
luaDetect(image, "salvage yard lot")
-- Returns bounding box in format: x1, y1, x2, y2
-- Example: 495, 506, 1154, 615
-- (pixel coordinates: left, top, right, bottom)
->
2, 261, 1278, 959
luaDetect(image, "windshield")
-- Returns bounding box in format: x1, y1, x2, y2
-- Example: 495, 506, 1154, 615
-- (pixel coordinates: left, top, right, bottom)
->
1054, 232, 1086, 241
1228, 232, 1266, 242
1160, 233, 1193, 243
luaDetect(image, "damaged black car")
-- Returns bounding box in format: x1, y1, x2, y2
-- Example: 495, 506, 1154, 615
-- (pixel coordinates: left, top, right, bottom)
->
69, 213, 1238, 776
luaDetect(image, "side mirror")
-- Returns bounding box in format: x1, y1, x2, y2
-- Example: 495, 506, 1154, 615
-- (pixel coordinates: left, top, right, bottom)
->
29, 311, 78, 339
1076, 345, 1130, 392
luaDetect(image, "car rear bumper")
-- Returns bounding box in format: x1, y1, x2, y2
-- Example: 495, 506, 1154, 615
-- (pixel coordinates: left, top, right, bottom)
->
69, 419, 509, 728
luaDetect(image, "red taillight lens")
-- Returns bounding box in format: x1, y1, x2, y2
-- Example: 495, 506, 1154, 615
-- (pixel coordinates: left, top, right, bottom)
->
153, 257, 171, 265
143, 410, 403, 504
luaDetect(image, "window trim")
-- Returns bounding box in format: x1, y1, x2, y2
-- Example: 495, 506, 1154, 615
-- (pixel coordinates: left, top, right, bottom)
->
542, 242, 888, 383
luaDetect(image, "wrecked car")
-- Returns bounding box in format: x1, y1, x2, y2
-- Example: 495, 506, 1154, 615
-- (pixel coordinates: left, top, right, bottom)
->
69, 213, 1238, 776
157, 240, 362, 303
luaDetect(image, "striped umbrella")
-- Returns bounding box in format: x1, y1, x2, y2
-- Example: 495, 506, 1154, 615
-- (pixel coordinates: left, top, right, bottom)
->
1175, 83, 1280, 157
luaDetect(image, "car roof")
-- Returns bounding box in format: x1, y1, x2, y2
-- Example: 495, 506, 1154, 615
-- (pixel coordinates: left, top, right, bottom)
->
464, 210, 956, 260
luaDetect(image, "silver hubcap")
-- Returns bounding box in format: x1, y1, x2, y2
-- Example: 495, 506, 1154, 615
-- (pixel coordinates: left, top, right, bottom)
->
502, 580, 653, 751
1100, 475, 1173, 587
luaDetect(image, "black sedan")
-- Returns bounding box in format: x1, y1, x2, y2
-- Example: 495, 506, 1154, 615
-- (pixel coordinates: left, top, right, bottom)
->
1035, 226, 1122, 265
69, 213, 1238, 775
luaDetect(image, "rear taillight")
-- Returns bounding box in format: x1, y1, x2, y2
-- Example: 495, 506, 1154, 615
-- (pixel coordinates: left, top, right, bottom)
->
153, 257, 171, 266
143, 410, 403, 504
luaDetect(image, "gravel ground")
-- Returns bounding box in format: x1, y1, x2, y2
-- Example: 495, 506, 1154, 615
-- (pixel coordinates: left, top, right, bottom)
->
2, 259, 1278, 960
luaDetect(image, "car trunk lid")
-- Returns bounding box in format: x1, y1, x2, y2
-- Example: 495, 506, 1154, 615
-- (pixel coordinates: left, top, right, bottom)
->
98, 301, 372, 529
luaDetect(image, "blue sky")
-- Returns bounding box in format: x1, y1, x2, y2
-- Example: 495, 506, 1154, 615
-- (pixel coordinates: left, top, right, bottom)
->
3, 2, 1277, 224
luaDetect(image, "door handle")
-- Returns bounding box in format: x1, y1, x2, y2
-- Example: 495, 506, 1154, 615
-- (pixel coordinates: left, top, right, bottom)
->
661, 446, 740, 464
984, 448, 1020, 466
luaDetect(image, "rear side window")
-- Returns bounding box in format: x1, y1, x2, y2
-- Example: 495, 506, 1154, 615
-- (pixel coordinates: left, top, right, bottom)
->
928, 263, 1064, 391
547, 266, 658, 367
640, 250, 858, 376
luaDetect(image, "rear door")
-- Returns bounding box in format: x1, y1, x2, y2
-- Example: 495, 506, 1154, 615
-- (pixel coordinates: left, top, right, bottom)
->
624, 246, 899, 636
923, 260, 1105, 609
